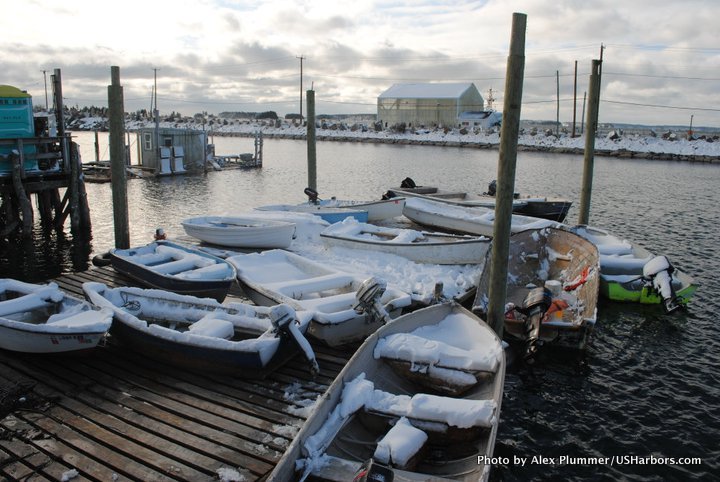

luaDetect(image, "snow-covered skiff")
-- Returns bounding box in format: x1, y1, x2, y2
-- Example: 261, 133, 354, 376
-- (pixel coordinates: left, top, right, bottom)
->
83, 282, 318, 376
269, 302, 505, 481
320, 218, 490, 265
109, 241, 236, 302
227, 249, 412, 346
181, 215, 296, 248
0, 279, 112, 353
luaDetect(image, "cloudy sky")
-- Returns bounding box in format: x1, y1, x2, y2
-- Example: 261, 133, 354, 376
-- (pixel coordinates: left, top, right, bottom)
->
3, 0, 718, 127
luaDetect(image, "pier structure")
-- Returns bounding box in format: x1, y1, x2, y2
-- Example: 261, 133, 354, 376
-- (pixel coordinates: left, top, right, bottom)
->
0, 71, 91, 238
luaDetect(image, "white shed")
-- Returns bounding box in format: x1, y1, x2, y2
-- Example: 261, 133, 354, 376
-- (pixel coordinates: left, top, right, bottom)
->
377, 83, 485, 128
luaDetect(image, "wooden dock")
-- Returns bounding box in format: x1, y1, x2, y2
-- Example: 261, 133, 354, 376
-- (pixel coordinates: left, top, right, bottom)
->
0, 266, 353, 481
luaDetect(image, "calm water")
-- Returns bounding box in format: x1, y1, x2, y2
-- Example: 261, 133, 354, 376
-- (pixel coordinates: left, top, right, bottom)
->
3, 132, 719, 480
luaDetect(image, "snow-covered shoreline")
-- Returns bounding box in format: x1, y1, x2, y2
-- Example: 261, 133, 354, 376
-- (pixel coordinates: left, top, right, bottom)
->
72, 117, 720, 163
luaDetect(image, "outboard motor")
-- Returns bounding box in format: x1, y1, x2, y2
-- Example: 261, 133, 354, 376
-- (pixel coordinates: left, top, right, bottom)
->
381, 190, 396, 201
270, 304, 320, 375
520, 287, 553, 363
400, 177, 416, 189
486, 179, 497, 196
353, 277, 391, 325
353, 459, 394, 482
643, 255, 680, 312
304, 187, 319, 204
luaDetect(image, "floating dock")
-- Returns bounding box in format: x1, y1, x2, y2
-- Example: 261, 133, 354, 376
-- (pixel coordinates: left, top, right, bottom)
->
0, 266, 352, 481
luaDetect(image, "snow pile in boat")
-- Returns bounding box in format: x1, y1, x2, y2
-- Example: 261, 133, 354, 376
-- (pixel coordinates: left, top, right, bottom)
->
322, 217, 426, 243
374, 312, 502, 373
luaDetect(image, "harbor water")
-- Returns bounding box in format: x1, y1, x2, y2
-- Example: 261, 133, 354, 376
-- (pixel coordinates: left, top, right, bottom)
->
1, 132, 719, 480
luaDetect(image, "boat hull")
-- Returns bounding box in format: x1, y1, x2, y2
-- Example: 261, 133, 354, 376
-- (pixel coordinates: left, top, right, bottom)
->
109, 241, 236, 302
181, 216, 296, 248
0, 324, 107, 354
319, 198, 406, 221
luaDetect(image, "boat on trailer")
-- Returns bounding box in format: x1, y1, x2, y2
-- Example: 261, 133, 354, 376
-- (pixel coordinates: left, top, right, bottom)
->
83, 282, 318, 376
269, 302, 505, 481
0, 279, 112, 354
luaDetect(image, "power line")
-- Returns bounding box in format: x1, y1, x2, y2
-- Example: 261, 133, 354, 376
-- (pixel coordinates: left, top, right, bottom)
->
603, 99, 720, 112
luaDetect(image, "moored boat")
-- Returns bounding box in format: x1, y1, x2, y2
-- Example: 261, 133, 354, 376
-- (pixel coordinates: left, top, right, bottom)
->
320, 218, 490, 265
108, 241, 236, 302
0, 279, 113, 354
227, 249, 412, 346
472, 227, 600, 356
572, 225, 696, 311
83, 282, 318, 376
269, 302, 505, 481
181, 215, 296, 248
403, 197, 558, 237
387, 178, 572, 222
302, 189, 406, 221
255, 203, 369, 223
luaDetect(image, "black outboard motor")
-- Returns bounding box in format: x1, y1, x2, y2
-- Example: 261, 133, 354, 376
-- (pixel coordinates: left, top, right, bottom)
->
486, 179, 497, 196
381, 190, 396, 201
643, 255, 680, 312
304, 187, 319, 204
520, 287, 552, 363
353, 277, 391, 325
353, 459, 394, 482
400, 177, 416, 189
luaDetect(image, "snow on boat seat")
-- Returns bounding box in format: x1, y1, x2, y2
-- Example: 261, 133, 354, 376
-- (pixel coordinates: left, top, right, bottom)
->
366, 390, 497, 430
599, 254, 654, 275
188, 315, 235, 339
150, 255, 214, 275
267, 274, 355, 299
127, 252, 175, 266
0, 286, 63, 318
374, 332, 500, 374
45, 309, 107, 329
175, 262, 233, 280
373, 416, 428, 469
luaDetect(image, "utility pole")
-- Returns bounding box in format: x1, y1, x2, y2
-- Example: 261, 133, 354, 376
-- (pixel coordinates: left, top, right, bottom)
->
42, 70, 49, 110
297, 55, 305, 121
556, 70, 560, 136
578, 60, 602, 226
153, 68, 160, 167
572, 60, 578, 137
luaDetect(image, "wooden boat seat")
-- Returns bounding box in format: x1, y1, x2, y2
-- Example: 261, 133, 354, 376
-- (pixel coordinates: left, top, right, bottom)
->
188, 316, 235, 339
373, 417, 428, 469
150, 257, 212, 275
176, 263, 232, 280
129, 252, 175, 266
0, 293, 52, 318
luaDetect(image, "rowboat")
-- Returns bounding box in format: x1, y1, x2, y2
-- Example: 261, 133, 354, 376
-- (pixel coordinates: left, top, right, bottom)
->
0, 279, 112, 353
108, 241, 236, 302
320, 218, 491, 265
301, 188, 406, 221
387, 179, 572, 222
181, 215, 296, 248
83, 282, 318, 376
572, 225, 696, 311
269, 302, 505, 481
402, 197, 558, 238
227, 249, 412, 346
472, 227, 600, 356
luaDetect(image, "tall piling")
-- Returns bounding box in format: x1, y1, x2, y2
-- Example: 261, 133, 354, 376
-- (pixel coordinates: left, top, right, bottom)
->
578, 59, 601, 226
306, 89, 317, 191
486, 12, 527, 338
108, 66, 130, 249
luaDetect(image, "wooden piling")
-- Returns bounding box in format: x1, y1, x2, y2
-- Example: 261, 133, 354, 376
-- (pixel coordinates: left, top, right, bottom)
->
306, 89, 317, 191
578, 59, 601, 226
10, 152, 33, 238
108, 66, 130, 249
486, 12, 527, 338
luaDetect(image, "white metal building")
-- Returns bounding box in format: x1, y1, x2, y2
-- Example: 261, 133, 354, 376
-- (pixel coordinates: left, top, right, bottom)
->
377, 83, 485, 128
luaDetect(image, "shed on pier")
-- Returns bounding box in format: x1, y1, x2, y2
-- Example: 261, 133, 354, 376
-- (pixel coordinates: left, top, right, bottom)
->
136, 127, 208, 175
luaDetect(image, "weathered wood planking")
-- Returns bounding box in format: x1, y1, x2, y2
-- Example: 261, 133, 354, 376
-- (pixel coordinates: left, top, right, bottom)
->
0, 266, 353, 481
